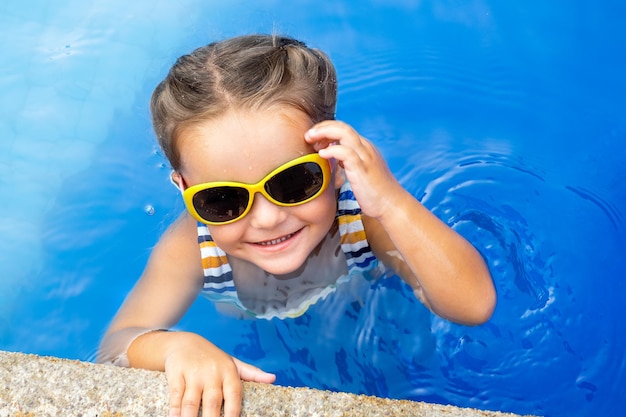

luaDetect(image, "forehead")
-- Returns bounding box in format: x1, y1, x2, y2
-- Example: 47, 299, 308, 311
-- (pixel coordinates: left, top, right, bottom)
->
177, 107, 315, 183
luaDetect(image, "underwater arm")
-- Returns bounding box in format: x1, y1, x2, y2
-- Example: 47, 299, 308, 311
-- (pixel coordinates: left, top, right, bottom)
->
362, 203, 496, 325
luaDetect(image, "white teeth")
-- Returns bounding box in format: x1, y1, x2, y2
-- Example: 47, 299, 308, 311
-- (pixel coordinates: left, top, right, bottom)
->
257, 233, 294, 246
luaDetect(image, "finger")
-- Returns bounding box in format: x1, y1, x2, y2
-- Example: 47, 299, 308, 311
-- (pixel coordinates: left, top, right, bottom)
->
180, 382, 204, 417
304, 133, 337, 153
305, 120, 363, 146
304, 121, 353, 151
233, 358, 277, 383
200, 386, 223, 417
307, 123, 375, 162
167, 373, 185, 417
318, 145, 366, 175
221, 376, 243, 417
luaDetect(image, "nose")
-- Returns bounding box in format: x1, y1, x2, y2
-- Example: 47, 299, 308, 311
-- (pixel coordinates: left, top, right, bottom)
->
246, 192, 288, 229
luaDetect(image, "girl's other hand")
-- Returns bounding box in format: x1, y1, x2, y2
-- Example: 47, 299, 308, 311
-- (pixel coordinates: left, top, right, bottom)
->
162, 332, 276, 417
304, 120, 403, 220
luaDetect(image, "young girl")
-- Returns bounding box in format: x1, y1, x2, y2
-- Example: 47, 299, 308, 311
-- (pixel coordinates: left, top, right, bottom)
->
98, 34, 496, 417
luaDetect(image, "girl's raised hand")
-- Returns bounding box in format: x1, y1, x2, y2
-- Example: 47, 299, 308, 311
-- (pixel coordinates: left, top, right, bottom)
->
304, 120, 404, 220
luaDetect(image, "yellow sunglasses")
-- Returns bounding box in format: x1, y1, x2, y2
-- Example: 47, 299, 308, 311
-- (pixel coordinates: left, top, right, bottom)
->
177, 153, 331, 225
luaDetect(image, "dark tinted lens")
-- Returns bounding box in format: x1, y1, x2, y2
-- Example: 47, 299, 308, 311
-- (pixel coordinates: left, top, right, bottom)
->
192, 186, 249, 222
265, 162, 323, 204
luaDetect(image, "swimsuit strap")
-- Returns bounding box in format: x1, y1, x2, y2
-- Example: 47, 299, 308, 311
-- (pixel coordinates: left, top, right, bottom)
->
336, 181, 378, 274
197, 225, 246, 309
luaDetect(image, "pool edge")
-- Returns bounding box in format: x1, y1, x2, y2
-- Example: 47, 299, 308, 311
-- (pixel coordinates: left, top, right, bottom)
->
0, 350, 536, 416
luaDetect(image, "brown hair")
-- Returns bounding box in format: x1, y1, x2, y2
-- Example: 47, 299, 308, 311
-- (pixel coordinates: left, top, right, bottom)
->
150, 34, 337, 171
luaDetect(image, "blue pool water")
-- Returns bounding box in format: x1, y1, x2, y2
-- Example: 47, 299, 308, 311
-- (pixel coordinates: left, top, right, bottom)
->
1, 1, 625, 416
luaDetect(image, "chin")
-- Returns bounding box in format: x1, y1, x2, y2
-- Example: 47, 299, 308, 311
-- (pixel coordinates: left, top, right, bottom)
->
258, 255, 308, 277
263, 264, 303, 276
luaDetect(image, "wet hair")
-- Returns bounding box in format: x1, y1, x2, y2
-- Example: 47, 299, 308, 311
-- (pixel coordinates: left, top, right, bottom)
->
150, 34, 338, 171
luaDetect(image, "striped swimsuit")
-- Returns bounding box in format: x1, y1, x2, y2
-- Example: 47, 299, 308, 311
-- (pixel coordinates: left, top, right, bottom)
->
196, 181, 379, 319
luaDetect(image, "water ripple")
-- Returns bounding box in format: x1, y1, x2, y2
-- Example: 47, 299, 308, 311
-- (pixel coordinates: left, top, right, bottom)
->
338, 44, 527, 110
400, 151, 624, 415
565, 185, 623, 230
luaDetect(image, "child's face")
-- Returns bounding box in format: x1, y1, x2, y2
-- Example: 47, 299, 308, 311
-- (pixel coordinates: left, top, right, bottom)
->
177, 106, 338, 276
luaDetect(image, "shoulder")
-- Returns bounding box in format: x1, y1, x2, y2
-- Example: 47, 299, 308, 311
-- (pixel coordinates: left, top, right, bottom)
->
111, 212, 205, 332
146, 212, 204, 280
158, 212, 200, 248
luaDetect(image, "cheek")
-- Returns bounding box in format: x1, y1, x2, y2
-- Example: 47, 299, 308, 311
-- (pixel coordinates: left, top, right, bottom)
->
304, 188, 337, 225
207, 223, 245, 249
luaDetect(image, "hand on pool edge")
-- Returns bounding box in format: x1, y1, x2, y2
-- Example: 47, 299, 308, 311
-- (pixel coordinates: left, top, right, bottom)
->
232, 356, 277, 385
161, 332, 276, 417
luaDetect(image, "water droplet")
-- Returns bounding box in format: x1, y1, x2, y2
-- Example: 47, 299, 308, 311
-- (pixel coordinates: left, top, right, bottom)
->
144, 205, 155, 216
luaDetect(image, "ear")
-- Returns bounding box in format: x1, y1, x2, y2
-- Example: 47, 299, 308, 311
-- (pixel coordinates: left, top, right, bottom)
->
170, 171, 184, 191
332, 162, 346, 190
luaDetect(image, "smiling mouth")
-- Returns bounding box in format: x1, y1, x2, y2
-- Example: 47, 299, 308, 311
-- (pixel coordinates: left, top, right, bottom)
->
254, 230, 300, 246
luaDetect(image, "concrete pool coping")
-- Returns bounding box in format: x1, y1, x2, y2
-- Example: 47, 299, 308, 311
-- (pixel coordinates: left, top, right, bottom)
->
0, 350, 536, 416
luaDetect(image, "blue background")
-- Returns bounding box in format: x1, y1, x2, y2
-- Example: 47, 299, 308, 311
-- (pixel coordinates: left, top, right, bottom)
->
1, 1, 625, 416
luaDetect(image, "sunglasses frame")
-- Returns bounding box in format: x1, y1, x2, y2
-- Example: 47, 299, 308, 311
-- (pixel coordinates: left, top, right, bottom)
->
179, 153, 331, 225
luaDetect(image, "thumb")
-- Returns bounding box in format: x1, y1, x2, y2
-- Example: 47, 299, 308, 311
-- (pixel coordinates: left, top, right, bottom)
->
233, 357, 277, 384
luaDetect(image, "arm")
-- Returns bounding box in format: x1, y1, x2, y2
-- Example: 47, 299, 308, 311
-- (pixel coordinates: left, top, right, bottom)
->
305, 121, 496, 325
98, 213, 203, 366
98, 213, 275, 417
